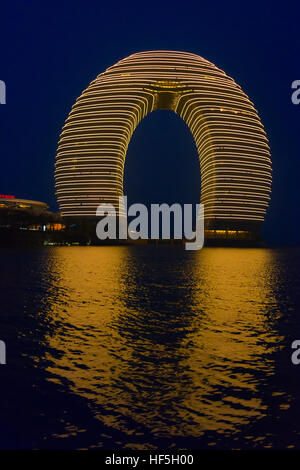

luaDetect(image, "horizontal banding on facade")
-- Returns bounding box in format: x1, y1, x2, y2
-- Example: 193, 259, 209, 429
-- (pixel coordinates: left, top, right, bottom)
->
55, 50, 272, 231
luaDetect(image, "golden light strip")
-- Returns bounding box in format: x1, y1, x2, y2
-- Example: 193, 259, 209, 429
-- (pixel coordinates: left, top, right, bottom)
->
55, 51, 272, 229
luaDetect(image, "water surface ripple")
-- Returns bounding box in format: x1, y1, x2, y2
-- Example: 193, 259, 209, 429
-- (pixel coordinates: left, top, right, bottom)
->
0, 246, 300, 449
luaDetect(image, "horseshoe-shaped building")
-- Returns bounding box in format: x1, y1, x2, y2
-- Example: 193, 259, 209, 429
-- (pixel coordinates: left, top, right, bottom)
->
55, 50, 272, 232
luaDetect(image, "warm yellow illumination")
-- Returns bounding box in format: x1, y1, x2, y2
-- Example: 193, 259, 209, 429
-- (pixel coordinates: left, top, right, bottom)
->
55, 50, 272, 230
42, 247, 280, 436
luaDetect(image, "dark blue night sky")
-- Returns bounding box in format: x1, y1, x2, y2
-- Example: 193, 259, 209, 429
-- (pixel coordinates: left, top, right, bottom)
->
0, 1, 299, 244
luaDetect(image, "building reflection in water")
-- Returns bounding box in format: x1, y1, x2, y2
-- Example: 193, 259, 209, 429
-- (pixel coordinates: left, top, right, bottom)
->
41, 246, 283, 447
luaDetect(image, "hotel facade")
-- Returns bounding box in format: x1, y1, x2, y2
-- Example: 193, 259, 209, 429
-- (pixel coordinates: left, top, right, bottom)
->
55, 51, 272, 233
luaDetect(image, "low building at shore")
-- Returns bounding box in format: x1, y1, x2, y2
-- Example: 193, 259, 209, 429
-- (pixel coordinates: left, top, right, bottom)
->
0, 195, 64, 231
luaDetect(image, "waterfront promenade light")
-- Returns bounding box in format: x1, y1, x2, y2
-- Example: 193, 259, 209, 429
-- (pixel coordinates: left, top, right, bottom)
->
55, 51, 272, 231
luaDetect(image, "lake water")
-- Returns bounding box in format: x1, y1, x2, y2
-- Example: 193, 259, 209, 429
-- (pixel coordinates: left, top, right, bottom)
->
0, 246, 300, 450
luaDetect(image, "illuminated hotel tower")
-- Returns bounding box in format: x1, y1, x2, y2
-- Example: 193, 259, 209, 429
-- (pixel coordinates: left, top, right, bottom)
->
55, 51, 272, 231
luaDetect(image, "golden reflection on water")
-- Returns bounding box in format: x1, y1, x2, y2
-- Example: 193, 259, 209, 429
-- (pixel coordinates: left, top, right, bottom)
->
42, 247, 282, 445
178, 249, 281, 434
